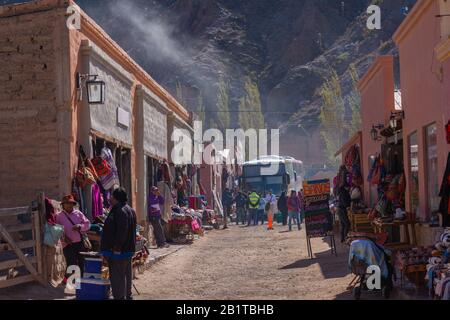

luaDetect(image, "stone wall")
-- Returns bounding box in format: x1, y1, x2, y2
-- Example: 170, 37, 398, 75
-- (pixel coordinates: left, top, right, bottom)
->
0, 8, 68, 207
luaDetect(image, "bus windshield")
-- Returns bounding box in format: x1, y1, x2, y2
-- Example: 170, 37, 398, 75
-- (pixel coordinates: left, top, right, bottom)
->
265, 176, 283, 196
243, 177, 264, 194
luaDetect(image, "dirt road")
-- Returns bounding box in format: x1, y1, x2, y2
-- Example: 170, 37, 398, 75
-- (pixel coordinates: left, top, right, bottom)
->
135, 223, 355, 300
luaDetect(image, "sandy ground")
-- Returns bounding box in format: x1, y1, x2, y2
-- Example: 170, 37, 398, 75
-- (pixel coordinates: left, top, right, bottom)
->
134, 223, 355, 300
1, 222, 416, 300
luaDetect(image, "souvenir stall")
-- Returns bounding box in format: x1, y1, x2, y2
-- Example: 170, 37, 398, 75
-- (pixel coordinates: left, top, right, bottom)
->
366, 128, 413, 248
334, 144, 371, 233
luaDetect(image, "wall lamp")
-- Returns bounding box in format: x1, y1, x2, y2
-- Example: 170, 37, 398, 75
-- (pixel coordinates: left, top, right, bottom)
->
389, 110, 405, 129
370, 124, 385, 141
76, 73, 106, 104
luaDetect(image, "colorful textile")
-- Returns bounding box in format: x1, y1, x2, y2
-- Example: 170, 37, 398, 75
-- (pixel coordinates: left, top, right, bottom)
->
158, 181, 174, 223
91, 183, 103, 220
45, 197, 57, 225
100, 147, 120, 190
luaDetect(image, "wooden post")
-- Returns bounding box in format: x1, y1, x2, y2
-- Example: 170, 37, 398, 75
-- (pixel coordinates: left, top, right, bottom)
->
35, 192, 47, 285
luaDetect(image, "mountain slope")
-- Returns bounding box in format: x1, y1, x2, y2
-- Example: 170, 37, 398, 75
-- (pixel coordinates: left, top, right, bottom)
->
1, 0, 414, 164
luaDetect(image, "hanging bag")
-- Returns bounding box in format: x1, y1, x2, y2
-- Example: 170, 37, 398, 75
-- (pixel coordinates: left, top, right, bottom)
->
43, 223, 65, 247
76, 167, 96, 188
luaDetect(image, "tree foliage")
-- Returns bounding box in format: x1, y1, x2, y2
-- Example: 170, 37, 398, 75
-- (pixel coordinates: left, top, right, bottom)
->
216, 76, 230, 130
238, 76, 265, 131
319, 66, 361, 168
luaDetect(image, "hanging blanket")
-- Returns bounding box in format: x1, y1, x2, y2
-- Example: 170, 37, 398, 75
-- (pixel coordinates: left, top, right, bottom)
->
348, 239, 391, 279
100, 147, 120, 190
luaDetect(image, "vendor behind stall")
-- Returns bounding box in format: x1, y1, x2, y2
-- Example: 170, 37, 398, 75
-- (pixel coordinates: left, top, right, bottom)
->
56, 195, 90, 282
148, 186, 169, 249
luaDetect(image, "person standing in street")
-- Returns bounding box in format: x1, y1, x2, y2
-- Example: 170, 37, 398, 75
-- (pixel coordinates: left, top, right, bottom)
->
287, 190, 301, 231
277, 191, 288, 226
336, 185, 352, 243
265, 190, 277, 230
101, 188, 137, 300
56, 195, 90, 283
234, 190, 248, 225
248, 190, 260, 227
257, 193, 266, 225
222, 188, 234, 229
148, 186, 169, 249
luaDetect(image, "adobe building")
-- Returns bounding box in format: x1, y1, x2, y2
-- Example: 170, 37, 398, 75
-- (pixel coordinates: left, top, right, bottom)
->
393, 0, 450, 234
0, 0, 194, 224
357, 56, 402, 207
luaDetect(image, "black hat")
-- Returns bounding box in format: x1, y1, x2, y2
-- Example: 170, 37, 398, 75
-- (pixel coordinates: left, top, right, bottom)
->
112, 187, 128, 203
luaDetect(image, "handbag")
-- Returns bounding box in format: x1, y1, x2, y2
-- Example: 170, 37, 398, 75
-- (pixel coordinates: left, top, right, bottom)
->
64, 212, 92, 251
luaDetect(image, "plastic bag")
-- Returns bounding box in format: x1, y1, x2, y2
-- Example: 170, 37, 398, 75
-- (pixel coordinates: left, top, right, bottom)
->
44, 223, 65, 247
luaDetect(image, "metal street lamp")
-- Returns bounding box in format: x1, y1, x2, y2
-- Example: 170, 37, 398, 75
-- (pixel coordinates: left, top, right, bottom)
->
76, 73, 106, 104
371, 124, 384, 141
389, 111, 405, 129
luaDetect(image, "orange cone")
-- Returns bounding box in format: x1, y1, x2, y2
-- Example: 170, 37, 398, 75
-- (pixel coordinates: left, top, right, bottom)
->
268, 213, 273, 230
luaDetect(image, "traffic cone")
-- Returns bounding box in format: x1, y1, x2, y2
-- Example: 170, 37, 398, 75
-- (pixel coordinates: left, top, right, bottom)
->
268, 214, 273, 230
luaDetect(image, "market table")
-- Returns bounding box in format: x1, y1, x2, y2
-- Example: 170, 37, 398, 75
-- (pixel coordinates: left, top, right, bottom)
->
372, 218, 418, 250
348, 209, 373, 233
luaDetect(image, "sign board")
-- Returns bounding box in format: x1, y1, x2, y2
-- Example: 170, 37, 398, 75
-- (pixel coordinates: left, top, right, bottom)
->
303, 179, 333, 237
117, 107, 130, 129
302, 179, 336, 259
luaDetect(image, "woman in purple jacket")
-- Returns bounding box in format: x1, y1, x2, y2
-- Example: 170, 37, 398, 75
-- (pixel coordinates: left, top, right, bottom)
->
148, 186, 169, 249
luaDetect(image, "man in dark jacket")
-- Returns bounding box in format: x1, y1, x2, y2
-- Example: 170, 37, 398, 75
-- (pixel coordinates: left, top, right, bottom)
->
234, 190, 248, 225
222, 188, 234, 229
336, 185, 352, 243
101, 188, 137, 300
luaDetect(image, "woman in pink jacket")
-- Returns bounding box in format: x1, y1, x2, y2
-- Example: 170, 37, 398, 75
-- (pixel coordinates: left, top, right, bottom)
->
287, 190, 301, 231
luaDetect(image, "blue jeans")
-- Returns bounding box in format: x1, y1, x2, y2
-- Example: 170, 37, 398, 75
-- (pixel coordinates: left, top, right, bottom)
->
248, 209, 258, 226
257, 209, 265, 225
288, 211, 301, 231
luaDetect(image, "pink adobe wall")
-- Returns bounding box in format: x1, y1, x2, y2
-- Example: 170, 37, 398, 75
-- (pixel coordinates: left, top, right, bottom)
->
358, 56, 395, 203
394, 0, 449, 220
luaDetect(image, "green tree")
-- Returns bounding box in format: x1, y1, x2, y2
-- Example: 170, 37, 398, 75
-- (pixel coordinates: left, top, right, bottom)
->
319, 69, 347, 168
238, 76, 265, 131
319, 66, 362, 168
195, 93, 206, 124
216, 76, 230, 130
344, 64, 362, 136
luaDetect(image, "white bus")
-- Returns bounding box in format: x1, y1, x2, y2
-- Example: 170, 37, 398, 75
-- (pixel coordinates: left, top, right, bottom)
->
240, 156, 305, 197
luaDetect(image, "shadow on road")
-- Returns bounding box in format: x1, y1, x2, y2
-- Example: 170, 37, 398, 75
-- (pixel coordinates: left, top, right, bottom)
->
280, 244, 350, 280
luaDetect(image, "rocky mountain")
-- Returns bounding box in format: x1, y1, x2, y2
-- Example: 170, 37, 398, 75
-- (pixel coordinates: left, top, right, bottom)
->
2, 0, 415, 165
